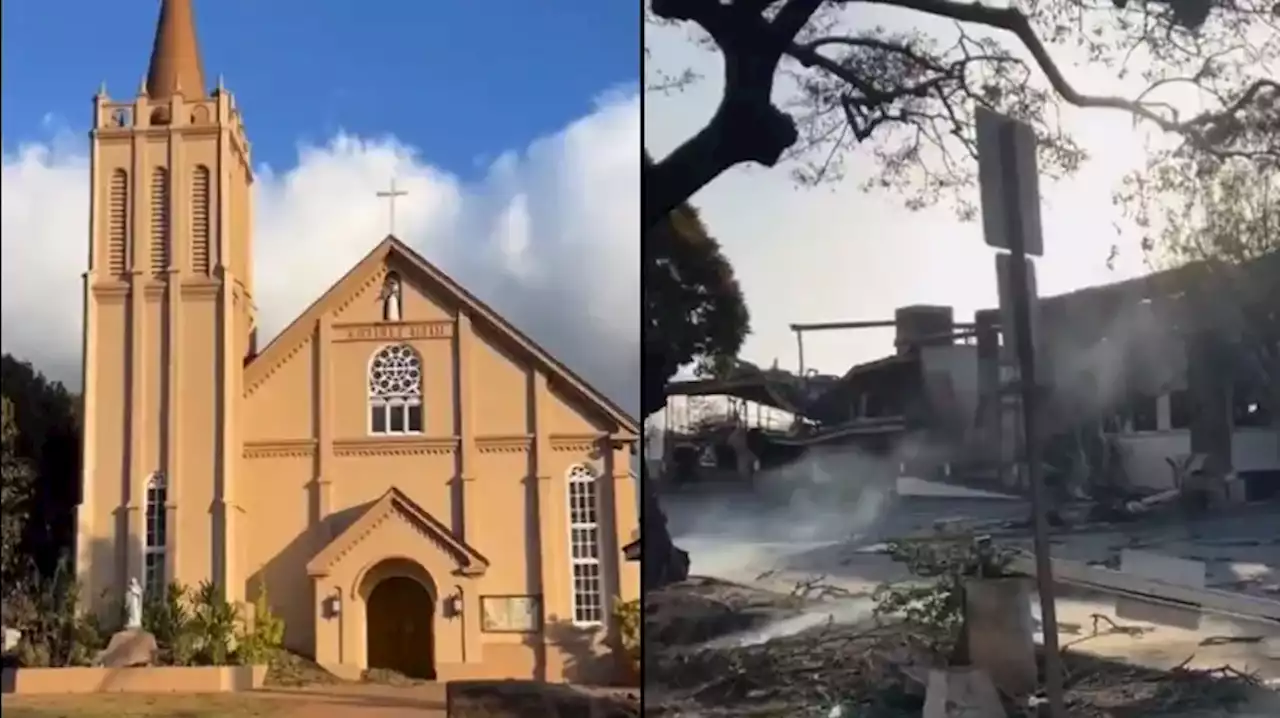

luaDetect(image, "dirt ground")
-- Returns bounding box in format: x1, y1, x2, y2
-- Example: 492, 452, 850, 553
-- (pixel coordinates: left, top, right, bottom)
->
2, 680, 645, 718
0, 683, 448, 718
1, 657, 639, 718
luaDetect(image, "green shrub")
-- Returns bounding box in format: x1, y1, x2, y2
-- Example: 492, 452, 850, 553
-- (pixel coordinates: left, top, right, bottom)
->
234, 583, 285, 666
871, 537, 1015, 660
5, 569, 287, 669
2, 555, 104, 667
612, 597, 640, 676
187, 580, 238, 665
100, 588, 126, 634
134, 580, 286, 667
143, 581, 196, 666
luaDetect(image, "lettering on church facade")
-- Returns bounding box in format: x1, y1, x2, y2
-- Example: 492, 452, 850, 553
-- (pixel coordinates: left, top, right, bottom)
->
337, 321, 453, 342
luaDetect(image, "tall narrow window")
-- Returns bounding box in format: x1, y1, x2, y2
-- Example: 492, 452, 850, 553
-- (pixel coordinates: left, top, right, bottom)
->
567, 464, 603, 625
107, 169, 129, 275
144, 472, 168, 597
368, 344, 424, 435
191, 165, 211, 274
150, 167, 170, 273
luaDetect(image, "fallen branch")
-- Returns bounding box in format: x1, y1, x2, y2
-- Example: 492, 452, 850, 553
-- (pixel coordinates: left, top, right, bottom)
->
790, 574, 861, 601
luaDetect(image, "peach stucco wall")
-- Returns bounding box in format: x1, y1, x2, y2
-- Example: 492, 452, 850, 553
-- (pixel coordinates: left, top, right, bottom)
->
240, 255, 640, 675
77, 87, 255, 612
235, 255, 639, 676
235, 257, 640, 679
78, 79, 638, 684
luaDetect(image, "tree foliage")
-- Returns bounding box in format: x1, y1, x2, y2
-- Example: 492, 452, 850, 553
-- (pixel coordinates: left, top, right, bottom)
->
0, 354, 82, 588
2, 396, 36, 595
1133, 161, 1277, 265
644, 0, 1279, 229
644, 160, 751, 417
1119, 155, 1279, 416
642, 158, 747, 591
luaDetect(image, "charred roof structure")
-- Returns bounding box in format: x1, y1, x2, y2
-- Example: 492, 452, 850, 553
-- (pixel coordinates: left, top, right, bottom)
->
658, 251, 1278, 494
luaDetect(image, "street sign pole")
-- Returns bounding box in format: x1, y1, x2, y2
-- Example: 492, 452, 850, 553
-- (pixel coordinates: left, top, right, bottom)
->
981, 108, 1065, 718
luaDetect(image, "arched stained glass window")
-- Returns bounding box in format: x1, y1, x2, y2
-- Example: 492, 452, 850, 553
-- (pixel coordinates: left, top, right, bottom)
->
368, 343, 424, 434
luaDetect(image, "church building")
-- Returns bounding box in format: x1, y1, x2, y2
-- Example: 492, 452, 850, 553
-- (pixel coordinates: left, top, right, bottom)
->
75, 0, 639, 682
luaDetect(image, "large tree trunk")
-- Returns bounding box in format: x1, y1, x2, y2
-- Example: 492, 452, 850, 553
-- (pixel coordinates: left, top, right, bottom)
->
641, 461, 689, 589
641, 347, 690, 590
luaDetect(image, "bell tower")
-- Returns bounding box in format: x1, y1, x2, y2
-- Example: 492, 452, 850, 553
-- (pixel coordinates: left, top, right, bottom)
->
78, 0, 256, 612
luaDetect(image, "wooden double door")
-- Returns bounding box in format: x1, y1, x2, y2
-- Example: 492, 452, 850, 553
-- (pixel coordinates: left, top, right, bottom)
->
367, 575, 436, 679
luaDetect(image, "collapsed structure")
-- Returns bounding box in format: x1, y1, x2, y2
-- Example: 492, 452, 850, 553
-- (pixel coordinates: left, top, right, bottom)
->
656, 253, 1279, 503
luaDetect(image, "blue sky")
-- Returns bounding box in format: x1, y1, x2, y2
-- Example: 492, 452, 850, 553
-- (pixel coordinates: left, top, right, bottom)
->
2, 1, 642, 413
1, 0, 638, 178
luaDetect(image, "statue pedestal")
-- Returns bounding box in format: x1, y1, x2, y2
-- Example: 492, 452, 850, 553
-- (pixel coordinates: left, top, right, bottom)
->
95, 628, 158, 668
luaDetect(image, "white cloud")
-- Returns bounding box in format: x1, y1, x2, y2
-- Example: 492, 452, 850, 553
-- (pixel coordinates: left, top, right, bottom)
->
644, 11, 1173, 376
1, 91, 640, 416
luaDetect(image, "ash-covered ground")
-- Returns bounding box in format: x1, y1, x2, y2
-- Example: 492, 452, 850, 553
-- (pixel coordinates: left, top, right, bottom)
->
647, 472, 1280, 717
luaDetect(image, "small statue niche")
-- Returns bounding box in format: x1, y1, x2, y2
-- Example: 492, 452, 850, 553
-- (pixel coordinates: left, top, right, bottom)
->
380, 271, 403, 322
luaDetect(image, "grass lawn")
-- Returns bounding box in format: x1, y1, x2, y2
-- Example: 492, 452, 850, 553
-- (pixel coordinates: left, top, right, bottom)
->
0, 693, 290, 718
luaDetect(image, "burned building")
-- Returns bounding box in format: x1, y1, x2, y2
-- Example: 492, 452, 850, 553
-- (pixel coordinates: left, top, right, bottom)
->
654, 253, 1278, 500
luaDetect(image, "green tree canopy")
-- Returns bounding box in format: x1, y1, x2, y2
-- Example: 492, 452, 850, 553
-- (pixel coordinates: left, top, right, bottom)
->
0, 354, 82, 583
641, 160, 750, 589
2, 396, 36, 597
644, 156, 751, 416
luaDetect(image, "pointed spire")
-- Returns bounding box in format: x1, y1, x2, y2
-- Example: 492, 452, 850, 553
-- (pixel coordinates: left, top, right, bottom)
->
145, 0, 207, 101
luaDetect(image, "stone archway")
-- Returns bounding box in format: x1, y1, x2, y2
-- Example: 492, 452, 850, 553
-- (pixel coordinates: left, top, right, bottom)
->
362, 561, 437, 679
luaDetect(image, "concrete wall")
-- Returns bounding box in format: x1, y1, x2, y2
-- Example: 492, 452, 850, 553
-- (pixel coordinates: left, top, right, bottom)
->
1115, 428, 1280, 491
919, 345, 981, 436
2, 665, 267, 695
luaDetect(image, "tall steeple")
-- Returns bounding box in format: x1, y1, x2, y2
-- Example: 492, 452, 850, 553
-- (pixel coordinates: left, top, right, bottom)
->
145, 0, 206, 100
80, 0, 257, 612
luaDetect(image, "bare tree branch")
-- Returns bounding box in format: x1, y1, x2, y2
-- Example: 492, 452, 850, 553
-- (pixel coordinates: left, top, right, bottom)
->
646, 0, 826, 229
644, 0, 1278, 229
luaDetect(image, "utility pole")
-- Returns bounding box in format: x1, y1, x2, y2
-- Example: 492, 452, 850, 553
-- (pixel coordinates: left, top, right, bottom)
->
976, 106, 1064, 718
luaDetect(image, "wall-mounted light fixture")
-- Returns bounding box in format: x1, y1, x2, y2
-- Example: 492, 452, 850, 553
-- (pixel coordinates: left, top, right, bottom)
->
324, 593, 342, 619
443, 592, 462, 618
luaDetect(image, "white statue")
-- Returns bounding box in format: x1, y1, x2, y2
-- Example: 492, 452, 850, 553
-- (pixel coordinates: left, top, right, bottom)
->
381, 274, 402, 322
125, 577, 144, 630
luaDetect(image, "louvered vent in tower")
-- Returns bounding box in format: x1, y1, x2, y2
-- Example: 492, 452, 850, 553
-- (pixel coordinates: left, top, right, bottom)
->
107, 169, 129, 275
150, 168, 170, 274
191, 165, 211, 274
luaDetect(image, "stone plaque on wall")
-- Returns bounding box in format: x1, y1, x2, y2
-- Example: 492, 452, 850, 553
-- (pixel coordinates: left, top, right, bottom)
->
480, 595, 542, 633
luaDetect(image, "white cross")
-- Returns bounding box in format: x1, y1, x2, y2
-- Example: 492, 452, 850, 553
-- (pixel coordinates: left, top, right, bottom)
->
376, 178, 409, 236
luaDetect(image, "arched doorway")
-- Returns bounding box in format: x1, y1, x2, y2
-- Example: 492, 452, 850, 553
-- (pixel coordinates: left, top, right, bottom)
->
367, 575, 436, 679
